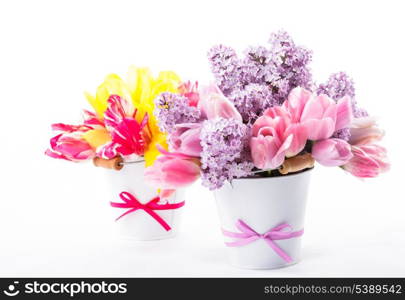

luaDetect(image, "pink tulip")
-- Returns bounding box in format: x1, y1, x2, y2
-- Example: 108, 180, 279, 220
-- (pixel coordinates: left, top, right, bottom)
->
198, 83, 222, 99
51, 123, 90, 133
349, 116, 384, 146
250, 106, 307, 169
300, 95, 333, 140
178, 81, 200, 107
103, 94, 135, 130
98, 95, 150, 159
262, 106, 308, 157
312, 138, 353, 167
144, 148, 201, 189
335, 96, 352, 131
284, 87, 353, 141
98, 116, 149, 159
198, 85, 242, 121
46, 119, 98, 161
82, 110, 105, 128
250, 132, 292, 169
45, 132, 95, 161
169, 123, 202, 157
283, 87, 312, 122
343, 144, 390, 178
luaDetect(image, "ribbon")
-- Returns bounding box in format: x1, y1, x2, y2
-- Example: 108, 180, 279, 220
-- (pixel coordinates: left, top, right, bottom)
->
222, 219, 304, 263
110, 191, 185, 231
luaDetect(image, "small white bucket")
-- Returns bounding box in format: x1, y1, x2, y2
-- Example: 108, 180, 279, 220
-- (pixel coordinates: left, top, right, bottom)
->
214, 170, 312, 269
105, 160, 184, 240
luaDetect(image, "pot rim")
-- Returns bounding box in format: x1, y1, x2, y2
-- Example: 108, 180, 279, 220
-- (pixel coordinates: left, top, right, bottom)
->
123, 156, 145, 164
229, 167, 314, 182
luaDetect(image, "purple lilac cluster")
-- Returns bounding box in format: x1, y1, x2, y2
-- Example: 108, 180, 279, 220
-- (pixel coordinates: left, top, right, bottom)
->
264, 31, 313, 97
154, 92, 201, 133
317, 72, 355, 100
207, 45, 243, 96
316, 72, 368, 140
228, 83, 274, 123
208, 30, 313, 124
200, 118, 254, 190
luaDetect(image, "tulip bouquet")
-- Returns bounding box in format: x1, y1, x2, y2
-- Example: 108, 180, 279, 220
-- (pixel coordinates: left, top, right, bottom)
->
46, 66, 193, 240
46, 66, 186, 167
145, 30, 389, 191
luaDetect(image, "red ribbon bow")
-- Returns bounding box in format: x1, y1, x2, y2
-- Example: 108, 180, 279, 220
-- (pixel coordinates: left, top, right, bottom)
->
110, 191, 185, 231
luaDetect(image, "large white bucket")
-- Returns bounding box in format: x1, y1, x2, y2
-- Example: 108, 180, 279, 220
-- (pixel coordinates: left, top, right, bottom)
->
214, 170, 312, 269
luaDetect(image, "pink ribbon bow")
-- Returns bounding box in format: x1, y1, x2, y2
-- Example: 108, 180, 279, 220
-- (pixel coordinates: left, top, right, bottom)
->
222, 219, 304, 263
110, 191, 185, 231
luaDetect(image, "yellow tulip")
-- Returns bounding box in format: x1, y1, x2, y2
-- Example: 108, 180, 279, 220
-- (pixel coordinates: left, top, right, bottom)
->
82, 128, 112, 149
144, 132, 168, 167
85, 66, 181, 165
85, 74, 132, 117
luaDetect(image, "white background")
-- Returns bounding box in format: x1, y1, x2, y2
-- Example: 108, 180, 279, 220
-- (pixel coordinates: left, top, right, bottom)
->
0, 0, 404, 277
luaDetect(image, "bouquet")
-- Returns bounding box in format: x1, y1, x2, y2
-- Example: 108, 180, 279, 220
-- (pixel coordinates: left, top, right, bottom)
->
145, 31, 389, 190
46, 66, 188, 168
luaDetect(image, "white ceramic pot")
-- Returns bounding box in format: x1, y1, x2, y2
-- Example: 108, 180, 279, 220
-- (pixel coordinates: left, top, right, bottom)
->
105, 160, 184, 240
214, 170, 312, 269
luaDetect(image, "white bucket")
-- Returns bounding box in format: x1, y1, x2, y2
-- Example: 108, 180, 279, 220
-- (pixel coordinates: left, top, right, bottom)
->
105, 160, 184, 240
214, 170, 312, 269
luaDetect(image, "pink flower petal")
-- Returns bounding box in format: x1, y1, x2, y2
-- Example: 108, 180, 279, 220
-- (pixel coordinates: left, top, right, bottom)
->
335, 96, 353, 131
312, 138, 353, 167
